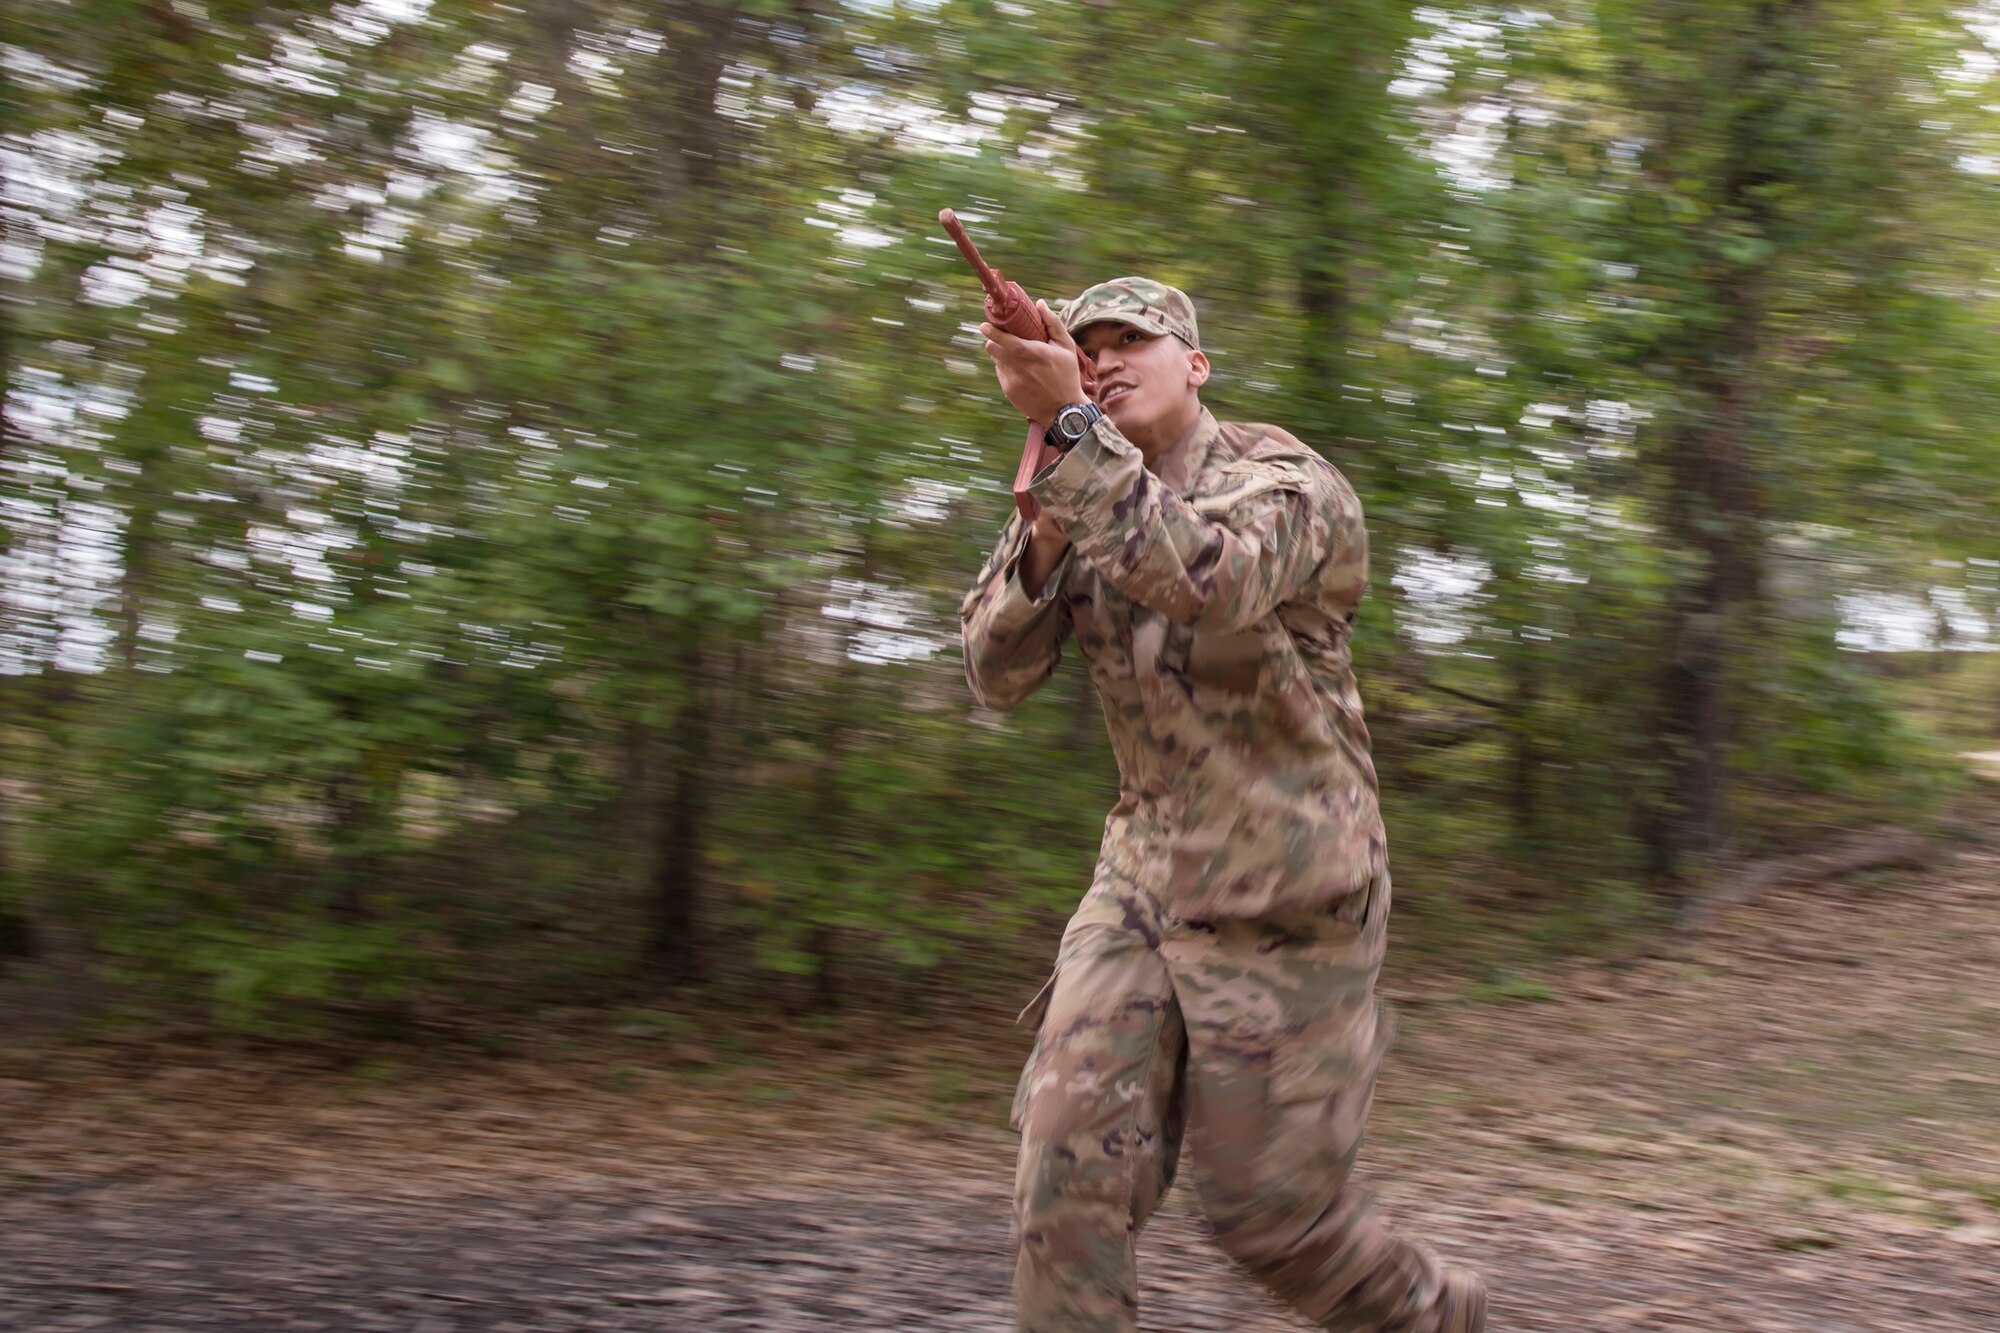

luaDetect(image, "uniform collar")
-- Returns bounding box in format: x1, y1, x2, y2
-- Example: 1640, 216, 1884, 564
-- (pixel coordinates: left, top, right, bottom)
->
1151, 405, 1221, 498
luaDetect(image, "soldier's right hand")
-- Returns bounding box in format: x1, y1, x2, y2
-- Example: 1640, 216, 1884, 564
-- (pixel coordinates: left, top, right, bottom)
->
1019, 504, 1071, 599
1031, 505, 1068, 550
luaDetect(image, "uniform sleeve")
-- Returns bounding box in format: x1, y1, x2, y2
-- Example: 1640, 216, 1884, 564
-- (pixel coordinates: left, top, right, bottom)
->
1028, 417, 1354, 633
958, 510, 1074, 709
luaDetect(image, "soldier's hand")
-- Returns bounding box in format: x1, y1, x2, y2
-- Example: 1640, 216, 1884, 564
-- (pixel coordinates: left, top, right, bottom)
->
981, 300, 1086, 424
1033, 299, 1085, 360
1021, 504, 1070, 598
1031, 504, 1068, 551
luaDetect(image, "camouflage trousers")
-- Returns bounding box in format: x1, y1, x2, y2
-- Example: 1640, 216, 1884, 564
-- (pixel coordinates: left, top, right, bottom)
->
1009, 858, 1485, 1333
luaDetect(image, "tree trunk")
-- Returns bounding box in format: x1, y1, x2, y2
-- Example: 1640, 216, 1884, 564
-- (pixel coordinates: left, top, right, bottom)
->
0, 696, 31, 972
1642, 4, 1788, 892
804, 527, 883, 1013
1, 35, 39, 963
1297, 187, 1351, 437
648, 630, 706, 984
1509, 633, 1541, 847
1650, 293, 1766, 889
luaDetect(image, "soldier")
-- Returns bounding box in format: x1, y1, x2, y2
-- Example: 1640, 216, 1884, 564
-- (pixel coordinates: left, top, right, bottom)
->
960, 278, 1487, 1333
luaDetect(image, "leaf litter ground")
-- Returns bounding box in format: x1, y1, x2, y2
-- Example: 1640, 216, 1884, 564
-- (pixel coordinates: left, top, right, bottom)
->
4, 835, 1999, 1331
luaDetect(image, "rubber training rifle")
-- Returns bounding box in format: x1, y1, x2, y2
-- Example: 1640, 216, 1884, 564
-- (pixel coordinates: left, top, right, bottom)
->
938, 208, 1097, 523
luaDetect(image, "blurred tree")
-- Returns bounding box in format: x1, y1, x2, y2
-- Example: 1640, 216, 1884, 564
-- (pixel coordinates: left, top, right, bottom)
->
0, 0, 1991, 1031
1592, 0, 2000, 889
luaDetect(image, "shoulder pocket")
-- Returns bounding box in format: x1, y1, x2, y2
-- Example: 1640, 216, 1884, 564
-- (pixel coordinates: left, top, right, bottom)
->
1191, 458, 1313, 520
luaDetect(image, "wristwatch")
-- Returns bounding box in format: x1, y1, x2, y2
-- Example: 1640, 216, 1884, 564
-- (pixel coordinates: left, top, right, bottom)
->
1043, 401, 1104, 453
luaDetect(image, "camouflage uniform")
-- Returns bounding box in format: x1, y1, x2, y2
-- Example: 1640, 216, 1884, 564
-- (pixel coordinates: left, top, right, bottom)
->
961, 279, 1485, 1333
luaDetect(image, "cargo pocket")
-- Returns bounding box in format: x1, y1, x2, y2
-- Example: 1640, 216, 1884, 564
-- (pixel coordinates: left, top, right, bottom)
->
1261, 1004, 1394, 1181
1268, 1029, 1350, 1104
1008, 968, 1059, 1132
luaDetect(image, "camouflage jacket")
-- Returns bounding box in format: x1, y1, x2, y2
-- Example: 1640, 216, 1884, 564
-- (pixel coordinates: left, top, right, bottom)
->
959, 406, 1387, 921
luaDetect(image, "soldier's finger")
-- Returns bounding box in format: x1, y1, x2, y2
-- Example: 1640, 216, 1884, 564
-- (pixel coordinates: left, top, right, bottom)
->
1035, 300, 1077, 351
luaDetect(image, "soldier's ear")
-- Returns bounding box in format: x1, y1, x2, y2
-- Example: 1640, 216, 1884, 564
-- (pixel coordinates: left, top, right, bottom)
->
1187, 350, 1211, 390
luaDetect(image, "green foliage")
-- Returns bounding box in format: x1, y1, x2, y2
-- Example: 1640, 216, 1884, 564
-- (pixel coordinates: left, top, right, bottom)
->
1, 0, 1993, 1034
180, 920, 419, 1037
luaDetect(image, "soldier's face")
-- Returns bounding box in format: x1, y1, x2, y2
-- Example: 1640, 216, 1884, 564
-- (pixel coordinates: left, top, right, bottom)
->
1078, 322, 1210, 441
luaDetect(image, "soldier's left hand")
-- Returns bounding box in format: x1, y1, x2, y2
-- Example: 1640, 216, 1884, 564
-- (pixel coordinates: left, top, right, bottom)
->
982, 300, 1087, 425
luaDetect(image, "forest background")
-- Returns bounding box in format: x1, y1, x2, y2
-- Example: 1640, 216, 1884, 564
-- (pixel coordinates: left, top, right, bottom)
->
4, 0, 1998, 1041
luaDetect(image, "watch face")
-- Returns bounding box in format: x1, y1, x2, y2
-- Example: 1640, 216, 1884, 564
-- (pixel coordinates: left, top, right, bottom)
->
1059, 405, 1091, 436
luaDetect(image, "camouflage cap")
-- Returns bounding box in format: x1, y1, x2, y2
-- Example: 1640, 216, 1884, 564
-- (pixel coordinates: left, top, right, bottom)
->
1063, 277, 1200, 352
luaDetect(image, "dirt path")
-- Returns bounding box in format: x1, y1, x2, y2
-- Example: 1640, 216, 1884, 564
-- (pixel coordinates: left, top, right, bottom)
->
5, 834, 2000, 1331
